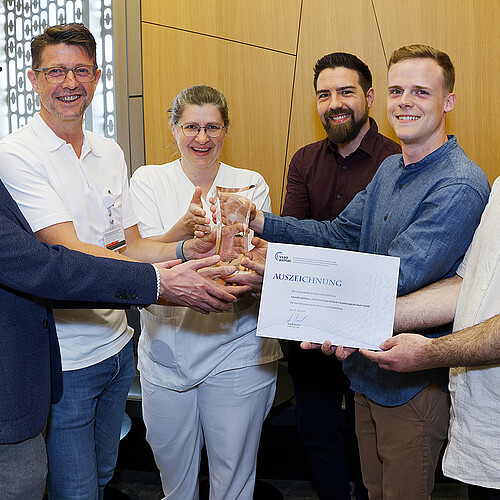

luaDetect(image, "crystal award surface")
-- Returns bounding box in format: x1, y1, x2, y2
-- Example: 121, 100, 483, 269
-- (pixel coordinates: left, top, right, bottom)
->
212, 183, 257, 273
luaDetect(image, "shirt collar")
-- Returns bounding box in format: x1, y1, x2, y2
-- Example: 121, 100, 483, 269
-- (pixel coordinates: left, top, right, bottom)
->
399, 135, 457, 170
82, 129, 103, 158
30, 113, 66, 152
30, 112, 102, 158
356, 117, 380, 156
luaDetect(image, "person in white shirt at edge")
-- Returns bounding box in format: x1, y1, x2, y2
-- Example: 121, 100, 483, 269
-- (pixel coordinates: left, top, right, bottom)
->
129, 84, 282, 500
0, 25, 247, 500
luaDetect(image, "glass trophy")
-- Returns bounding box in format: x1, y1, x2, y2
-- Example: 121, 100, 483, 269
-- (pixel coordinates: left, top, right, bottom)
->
212, 183, 258, 273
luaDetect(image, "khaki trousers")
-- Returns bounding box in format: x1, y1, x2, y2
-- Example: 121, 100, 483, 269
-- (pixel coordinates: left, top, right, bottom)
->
355, 383, 450, 500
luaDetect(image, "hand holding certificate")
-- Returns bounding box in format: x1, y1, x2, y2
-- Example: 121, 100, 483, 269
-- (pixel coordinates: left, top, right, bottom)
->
257, 243, 400, 350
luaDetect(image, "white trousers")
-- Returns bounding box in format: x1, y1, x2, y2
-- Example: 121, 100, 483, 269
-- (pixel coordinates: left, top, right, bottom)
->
141, 362, 278, 500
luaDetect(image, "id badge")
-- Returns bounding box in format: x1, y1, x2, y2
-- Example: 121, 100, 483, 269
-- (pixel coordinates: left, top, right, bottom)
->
103, 224, 126, 251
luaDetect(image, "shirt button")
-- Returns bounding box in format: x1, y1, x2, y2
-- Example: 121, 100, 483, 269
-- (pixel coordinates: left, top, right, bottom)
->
342, 165, 347, 170
399, 184, 403, 189
43, 319, 49, 329
336, 194, 341, 199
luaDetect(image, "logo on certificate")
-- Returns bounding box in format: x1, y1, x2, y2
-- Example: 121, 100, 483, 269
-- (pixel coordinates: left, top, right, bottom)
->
274, 251, 292, 263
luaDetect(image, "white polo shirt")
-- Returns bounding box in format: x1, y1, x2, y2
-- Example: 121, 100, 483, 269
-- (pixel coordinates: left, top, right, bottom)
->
442, 176, 500, 488
0, 113, 138, 370
130, 160, 282, 390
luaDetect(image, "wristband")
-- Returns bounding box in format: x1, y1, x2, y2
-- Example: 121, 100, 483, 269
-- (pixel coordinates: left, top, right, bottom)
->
176, 240, 187, 262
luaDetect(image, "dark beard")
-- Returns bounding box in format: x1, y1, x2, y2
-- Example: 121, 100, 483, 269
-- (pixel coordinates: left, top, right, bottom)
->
323, 107, 369, 145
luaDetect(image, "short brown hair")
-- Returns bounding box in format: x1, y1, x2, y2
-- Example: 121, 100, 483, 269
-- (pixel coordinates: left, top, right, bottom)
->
31, 23, 97, 69
388, 44, 455, 93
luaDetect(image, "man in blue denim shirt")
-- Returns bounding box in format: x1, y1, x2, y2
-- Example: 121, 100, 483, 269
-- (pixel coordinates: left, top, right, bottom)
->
249, 45, 490, 499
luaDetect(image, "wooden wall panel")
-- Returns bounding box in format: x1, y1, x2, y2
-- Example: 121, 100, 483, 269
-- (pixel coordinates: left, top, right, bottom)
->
285, 0, 391, 210
141, 23, 296, 211
141, 0, 301, 54
140, 0, 500, 214
373, 0, 500, 183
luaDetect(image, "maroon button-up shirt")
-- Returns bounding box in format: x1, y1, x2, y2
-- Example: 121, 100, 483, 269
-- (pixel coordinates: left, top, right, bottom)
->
282, 118, 400, 221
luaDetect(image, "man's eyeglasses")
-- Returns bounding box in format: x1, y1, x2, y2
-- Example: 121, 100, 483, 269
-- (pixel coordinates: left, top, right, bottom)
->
176, 123, 225, 138
33, 65, 98, 84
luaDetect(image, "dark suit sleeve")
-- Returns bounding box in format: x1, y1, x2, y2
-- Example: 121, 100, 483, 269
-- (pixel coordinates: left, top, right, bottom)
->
0, 212, 158, 307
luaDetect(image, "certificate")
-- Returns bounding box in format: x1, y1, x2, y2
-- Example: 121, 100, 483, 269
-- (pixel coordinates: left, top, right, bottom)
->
257, 243, 400, 349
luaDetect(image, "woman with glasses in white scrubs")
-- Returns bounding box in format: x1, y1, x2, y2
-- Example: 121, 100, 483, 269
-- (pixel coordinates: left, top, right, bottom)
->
130, 85, 282, 500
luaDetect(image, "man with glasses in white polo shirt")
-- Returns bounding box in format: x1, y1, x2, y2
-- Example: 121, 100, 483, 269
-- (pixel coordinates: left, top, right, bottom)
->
0, 23, 243, 499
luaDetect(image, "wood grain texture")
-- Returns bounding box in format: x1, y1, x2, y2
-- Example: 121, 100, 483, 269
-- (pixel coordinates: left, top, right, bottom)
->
141, 0, 301, 54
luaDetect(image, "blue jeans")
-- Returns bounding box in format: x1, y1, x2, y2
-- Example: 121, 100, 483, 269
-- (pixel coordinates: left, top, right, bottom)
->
46, 340, 135, 500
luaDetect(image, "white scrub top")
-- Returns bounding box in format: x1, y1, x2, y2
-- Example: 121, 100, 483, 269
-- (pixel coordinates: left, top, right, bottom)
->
130, 160, 282, 390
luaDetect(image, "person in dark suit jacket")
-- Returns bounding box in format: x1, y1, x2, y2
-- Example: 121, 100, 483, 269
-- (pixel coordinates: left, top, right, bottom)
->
0, 179, 241, 499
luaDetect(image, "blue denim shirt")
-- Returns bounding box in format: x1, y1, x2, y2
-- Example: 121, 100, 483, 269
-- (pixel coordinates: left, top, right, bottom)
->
262, 136, 490, 405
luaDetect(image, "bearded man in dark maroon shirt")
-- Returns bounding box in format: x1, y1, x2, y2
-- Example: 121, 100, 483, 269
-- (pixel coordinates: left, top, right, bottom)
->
281, 52, 400, 500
